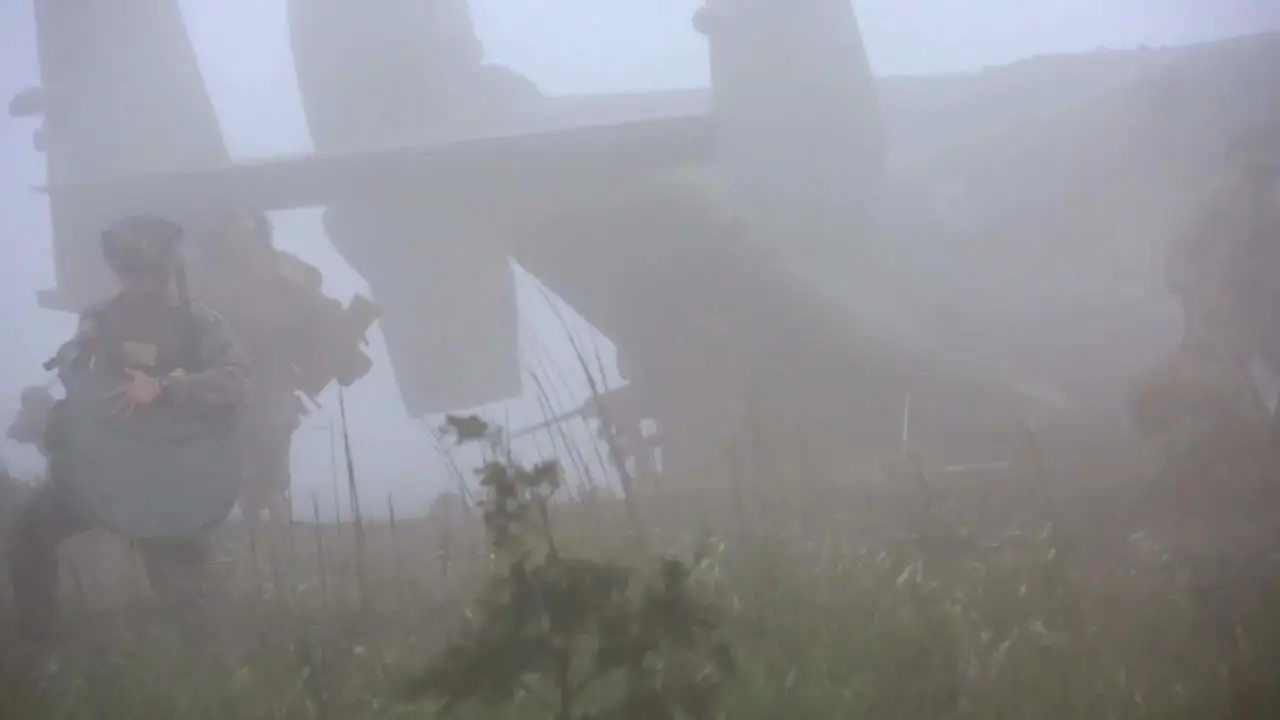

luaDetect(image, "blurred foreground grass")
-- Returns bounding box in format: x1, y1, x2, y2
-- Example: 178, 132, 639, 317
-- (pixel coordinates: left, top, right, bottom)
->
2, 439, 1279, 719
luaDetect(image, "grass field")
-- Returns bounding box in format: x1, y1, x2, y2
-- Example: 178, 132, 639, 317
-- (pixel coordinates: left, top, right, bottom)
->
1, 419, 1278, 719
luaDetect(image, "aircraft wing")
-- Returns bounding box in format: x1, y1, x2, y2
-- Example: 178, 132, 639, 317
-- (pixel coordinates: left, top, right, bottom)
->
43, 108, 715, 216
39, 95, 716, 417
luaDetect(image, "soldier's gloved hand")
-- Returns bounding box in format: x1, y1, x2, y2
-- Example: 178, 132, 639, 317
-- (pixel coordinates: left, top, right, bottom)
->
105, 369, 164, 417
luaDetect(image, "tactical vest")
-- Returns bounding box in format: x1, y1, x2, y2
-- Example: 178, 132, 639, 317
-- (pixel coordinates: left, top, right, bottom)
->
56, 296, 243, 540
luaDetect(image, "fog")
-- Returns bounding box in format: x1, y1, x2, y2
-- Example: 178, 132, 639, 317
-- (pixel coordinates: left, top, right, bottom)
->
8, 4, 1280, 715
1, 0, 1277, 521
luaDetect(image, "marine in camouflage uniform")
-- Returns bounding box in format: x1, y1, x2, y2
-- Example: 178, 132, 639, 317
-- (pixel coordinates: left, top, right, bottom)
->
1132, 165, 1274, 488
1133, 162, 1280, 706
7, 215, 249, 657
1139, 167, 1277, 458
191, 208, 375, 529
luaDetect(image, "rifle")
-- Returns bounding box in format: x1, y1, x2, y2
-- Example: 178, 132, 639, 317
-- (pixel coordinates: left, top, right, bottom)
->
42, 340, 78, 373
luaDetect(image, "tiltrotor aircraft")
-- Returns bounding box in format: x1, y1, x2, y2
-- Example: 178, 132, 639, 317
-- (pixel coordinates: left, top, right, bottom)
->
12, 0, 1280, 480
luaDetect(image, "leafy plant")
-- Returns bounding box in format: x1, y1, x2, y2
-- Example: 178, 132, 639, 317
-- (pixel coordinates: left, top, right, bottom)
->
404, 416, 734, 719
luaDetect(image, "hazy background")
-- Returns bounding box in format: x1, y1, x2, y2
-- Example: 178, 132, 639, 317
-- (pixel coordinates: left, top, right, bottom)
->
1, 1, 1278, 518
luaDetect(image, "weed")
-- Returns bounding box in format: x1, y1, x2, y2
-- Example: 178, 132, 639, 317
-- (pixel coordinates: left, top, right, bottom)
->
402, 416, 732, 719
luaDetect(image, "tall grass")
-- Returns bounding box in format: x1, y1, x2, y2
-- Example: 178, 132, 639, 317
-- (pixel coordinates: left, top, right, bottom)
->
1, 413, 1277, 718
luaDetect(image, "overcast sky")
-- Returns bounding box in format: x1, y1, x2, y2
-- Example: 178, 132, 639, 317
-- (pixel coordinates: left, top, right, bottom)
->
1, 1, 1278, 517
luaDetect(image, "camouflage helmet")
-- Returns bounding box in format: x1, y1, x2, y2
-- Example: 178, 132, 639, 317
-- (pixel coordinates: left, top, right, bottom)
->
101, 215, 184, 273
221, 206, 272, 247
193, 206, 272, 265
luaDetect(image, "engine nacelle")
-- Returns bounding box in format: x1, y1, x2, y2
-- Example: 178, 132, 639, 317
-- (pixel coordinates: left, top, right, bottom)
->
699, 0, 884, 247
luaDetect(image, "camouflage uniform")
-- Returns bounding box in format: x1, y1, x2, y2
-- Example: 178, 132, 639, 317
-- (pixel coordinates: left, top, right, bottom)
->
7, 215, 249, 652
1139, 166, 1280, 678
0, 455, 25, 539
192, 208, 374, 528
188, 210, 300, 526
